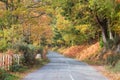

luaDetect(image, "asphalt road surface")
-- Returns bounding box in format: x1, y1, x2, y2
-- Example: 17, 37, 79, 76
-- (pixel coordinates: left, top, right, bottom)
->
23, 51, 108, 80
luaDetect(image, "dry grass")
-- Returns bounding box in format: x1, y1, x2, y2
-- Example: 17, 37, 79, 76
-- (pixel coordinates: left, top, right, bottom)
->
76, 42, 100, 60
59, 42, 100, 60
62, 45, 87, 58
58, 45, 87, 58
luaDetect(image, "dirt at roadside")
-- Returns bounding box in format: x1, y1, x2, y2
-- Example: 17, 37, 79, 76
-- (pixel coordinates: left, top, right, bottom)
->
92, 65, 120, 80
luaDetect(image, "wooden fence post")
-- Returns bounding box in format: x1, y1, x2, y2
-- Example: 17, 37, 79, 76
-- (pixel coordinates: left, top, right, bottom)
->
0, 54, 20, 70
2, 55, 5, 69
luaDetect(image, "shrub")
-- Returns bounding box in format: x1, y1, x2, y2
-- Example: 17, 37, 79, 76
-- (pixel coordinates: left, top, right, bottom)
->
0, 69, 18, 80
13, 42, 45, 66
106, 53, 120, 66
18, 44, 37, 66
17, 43, 28, 52
21, 49, 36, 66
37, 46, 43, 54
10, 64, 27, 72
12, 43, 34, 65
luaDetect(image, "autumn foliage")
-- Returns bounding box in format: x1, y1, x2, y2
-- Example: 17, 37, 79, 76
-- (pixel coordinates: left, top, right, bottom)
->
116, 0, 120, 3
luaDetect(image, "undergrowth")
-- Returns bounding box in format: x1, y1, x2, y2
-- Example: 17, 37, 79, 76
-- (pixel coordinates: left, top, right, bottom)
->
13, 59, 49, 80
106, 61, 120, 73
0, 69, 19, 80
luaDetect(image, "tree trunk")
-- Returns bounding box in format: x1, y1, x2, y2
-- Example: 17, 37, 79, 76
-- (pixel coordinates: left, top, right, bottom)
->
5, 0, 9, 10
109, 29, 114, 40
116, 44, 120, 53
108, 20, 114, 41
95, 15, 109, 46
100, 24, 109, 48
101, 29, 107, 44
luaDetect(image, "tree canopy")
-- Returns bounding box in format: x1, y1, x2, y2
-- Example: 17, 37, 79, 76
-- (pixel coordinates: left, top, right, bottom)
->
0, 0, 120, 58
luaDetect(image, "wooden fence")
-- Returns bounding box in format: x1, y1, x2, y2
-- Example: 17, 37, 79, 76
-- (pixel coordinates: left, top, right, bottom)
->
0, 54, 20, 70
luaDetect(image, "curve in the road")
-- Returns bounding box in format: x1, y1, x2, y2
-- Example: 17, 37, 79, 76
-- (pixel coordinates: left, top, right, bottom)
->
23, 51, 108, 80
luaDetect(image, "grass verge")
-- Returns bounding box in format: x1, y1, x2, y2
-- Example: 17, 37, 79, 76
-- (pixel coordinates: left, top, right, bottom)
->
11, 59, 49, 80
103, 61, 120, 80
84, 59, 120, 80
